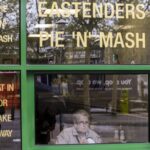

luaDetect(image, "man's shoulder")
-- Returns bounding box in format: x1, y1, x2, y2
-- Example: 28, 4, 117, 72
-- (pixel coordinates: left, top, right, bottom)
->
61, 127, 74, 134
88, 128, 100, 137
88, 129, 102, 143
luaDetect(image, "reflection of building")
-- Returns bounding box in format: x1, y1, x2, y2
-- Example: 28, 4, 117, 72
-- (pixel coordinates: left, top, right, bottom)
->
35, 74, 148, 113
65, 49, 104, 64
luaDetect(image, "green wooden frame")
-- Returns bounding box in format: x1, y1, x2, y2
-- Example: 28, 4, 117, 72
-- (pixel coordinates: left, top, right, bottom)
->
0, 0, 150, 150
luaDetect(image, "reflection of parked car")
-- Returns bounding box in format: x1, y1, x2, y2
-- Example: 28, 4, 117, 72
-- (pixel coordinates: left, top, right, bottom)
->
64, 91, 113, 113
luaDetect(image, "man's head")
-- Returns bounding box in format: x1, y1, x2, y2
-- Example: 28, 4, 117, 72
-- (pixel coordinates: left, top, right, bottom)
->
73, 110, 90, 134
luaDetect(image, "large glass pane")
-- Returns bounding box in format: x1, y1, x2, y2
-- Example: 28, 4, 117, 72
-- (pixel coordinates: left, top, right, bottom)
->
27, 0, 150, 64
0, 72, 21, 150
34, 73, 148, 145
0, 0, 20, 64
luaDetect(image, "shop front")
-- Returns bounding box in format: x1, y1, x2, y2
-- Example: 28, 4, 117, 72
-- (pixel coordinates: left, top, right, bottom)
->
0, 0, 150, 150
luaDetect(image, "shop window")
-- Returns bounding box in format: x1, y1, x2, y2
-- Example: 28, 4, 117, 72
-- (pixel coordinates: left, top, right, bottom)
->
0, 0, 20, 64
0, 72, 21, 150
27, 0, 150, 65
34, 73, 148, 145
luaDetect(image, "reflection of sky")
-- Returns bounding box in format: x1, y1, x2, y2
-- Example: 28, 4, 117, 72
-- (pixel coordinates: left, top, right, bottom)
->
105, 19, 115, 27
27, 0, 116, 34
0, 0, 19, 28
27, 0, 38, 33
27, 0, 150, 34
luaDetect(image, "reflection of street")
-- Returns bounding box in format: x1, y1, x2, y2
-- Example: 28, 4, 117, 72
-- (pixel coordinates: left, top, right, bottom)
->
0, 109, 21, 150
49, 112, 148, 144
35, 74, 148, 145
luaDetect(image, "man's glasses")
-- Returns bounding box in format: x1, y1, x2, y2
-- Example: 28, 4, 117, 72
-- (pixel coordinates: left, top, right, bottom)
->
77, 121, 89, 125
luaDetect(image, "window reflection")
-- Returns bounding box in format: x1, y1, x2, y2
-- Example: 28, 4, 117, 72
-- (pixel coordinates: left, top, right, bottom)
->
0, 0, 20, 64
35, 74, 148, 144
27, 0, 150, 64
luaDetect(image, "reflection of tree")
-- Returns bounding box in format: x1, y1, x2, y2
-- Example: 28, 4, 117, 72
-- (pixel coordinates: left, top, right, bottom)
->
0, 0, 19, 57
27, 0, 107, 64
27, 0, 56, 62
63, 0, 104, 111
27, 0, 40, 60
110, 0, 150, 112
28, 0, 150, 64
27, 0, 150, 110
114, 0, 150, 64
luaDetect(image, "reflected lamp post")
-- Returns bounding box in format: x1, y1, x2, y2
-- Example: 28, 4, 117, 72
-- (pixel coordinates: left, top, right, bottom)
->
56, 19, 68, 64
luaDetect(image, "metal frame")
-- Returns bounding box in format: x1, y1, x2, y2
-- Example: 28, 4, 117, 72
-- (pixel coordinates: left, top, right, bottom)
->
1, 0, 150, 150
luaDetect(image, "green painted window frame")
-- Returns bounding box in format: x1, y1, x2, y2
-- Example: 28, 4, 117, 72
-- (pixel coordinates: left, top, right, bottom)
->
0, 0, 150, 150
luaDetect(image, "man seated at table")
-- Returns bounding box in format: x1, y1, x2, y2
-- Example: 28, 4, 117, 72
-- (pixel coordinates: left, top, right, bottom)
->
55, 109, 102, 144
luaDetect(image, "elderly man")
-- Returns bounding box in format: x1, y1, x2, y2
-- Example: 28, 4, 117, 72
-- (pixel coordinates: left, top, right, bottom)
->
56, 109, 102, 144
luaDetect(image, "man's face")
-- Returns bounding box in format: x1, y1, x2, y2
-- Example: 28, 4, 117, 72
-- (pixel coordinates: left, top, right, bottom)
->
74, 115, 89, 134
